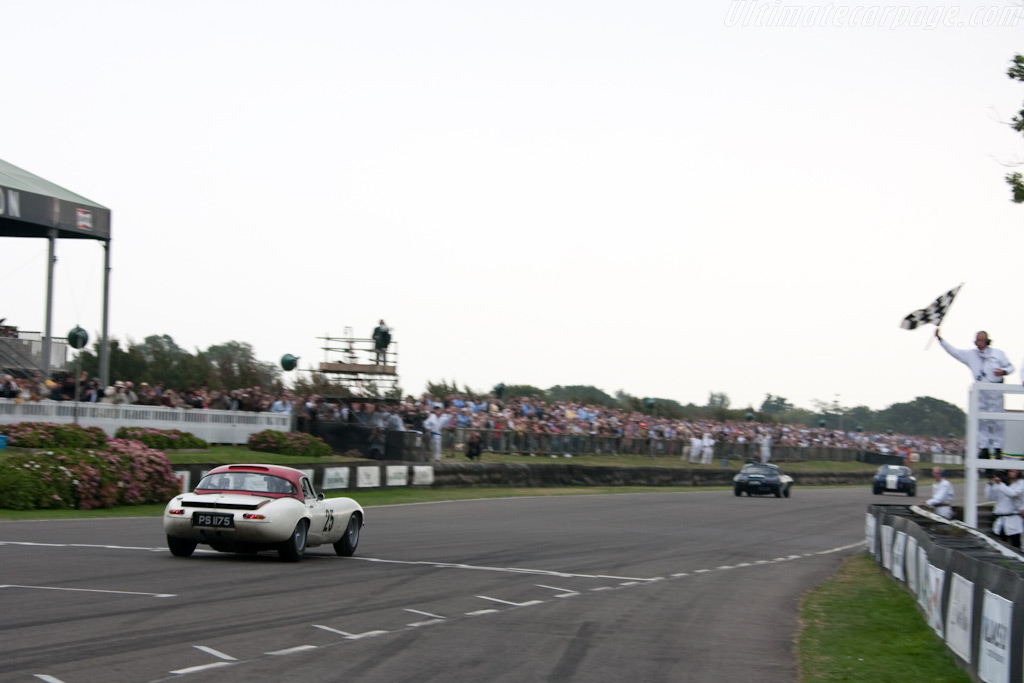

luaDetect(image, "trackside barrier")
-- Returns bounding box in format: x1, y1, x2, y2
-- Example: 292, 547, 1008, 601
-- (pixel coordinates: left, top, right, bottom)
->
171, 462, 890, 495
171, 463, 436, 494
0, 399, 291, 445
868, 503, 1024, 682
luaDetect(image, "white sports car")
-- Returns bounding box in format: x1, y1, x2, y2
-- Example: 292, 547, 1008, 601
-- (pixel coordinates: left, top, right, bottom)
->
163, 464, 363, 562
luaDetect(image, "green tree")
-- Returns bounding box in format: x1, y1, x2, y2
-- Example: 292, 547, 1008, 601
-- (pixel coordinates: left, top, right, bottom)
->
706, 392, 730, 410
875, 396, 965, 438
291, 372, 354, 399
760, 394, 794, 414
505, 384, 547, 400
205, 341, 279, 389
1005, 54, 1024, 202
425, 379, 464, 397
135, 334, 186, 385
780, 407, 820, 428
547, 385, 615, 407
844, 405, 878, 433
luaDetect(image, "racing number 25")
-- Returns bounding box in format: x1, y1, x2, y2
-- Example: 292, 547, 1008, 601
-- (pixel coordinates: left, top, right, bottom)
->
323, 509, 334, 532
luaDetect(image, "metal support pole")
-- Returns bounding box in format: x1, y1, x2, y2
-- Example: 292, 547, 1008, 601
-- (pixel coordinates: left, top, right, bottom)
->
99, 239, 111, 388
43, 228, 57, 377
73, 354, 81, 426
964, 383, 979, 528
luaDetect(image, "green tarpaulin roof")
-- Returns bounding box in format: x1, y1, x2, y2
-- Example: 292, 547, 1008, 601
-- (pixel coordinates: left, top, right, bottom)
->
0, 158, 108, 210
0, 157, 111, 240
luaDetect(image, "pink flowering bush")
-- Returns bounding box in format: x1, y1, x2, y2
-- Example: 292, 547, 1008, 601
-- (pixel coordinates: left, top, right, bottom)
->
0, 422, 107, 449
0, 441, 180, 510
96, 439, 180, 505
248, 430, 332, 458
113, 427, 208, 450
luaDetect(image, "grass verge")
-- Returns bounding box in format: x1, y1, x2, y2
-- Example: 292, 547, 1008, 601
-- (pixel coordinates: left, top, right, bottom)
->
798, 553, 970, 682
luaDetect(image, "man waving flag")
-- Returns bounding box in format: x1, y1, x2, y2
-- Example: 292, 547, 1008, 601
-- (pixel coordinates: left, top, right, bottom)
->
901, 284, 962, 330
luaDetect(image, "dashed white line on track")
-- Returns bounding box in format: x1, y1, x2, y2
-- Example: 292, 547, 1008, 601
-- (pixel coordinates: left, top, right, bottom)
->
170, 662, 234, 675
476, 595, 545, 607
404, 608, 446, 619
266, 645, 317, 656
536, 584, 579, 597
0, 584, 174, 598
193, 645, 236, 661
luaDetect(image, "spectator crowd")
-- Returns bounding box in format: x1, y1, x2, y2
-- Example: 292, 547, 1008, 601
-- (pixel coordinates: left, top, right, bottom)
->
0, 372, 964, 457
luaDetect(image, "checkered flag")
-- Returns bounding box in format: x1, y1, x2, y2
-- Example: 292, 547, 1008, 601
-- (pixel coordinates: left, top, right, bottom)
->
900, 285, 961, 330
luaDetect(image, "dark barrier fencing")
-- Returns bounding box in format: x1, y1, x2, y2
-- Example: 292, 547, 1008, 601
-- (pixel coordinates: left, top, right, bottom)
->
310, 423, 428, 461
867, 503, 1024, 682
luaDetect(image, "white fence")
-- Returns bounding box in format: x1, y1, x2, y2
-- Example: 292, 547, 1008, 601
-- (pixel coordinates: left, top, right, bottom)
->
0, 399, 291, 445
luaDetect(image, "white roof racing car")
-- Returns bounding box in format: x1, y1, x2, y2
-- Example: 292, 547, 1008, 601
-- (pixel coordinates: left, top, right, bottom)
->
163, 464, 363, 562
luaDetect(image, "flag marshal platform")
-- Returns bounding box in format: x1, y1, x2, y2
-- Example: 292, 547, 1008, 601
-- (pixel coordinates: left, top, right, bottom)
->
318, 361, 397, 376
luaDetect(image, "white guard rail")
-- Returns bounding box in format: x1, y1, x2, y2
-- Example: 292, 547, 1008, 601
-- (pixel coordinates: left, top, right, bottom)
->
0, 399, 291, 445
963, 382, 1024, 528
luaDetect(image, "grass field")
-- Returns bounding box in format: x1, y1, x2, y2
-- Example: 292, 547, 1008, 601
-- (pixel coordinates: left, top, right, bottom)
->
799, 553, 970, 682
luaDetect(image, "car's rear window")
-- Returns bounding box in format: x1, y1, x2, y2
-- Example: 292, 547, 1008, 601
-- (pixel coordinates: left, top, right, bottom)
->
196, 472, 296, 495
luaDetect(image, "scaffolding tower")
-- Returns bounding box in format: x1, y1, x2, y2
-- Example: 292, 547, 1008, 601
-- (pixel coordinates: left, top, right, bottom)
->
316, 327, 400, 396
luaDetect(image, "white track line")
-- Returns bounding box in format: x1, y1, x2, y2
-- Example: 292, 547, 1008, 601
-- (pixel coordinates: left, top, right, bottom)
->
0, 584, 174, 598
193, 645, 236, 661
352, 557, 657, 582
265, 645, 317, 656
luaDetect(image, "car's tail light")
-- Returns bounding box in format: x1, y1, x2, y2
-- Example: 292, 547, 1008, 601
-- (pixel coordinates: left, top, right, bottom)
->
168, 509, 185, 515
242, 513, 266, 520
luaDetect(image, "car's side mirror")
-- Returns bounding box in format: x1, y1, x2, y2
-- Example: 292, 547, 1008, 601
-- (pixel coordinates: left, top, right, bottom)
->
318, 493, 325, 501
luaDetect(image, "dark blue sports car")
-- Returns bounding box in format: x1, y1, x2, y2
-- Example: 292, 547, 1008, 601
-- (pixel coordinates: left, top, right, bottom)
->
733, 463, 793, 498
872, 465, 916, 496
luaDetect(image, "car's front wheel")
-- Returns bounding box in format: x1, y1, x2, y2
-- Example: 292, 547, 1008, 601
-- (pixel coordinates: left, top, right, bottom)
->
334, 513, 362, 557
907, 487, 916, 497
734, 485, 742, 497
279, 520, 308, 562
783, 485, 791, 498
167, 535, 196, 558
773, 486, 782, 498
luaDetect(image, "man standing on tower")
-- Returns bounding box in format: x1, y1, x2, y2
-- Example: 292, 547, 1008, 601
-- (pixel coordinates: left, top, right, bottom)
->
372, 319, 391, 365
936, 329, 1014, 462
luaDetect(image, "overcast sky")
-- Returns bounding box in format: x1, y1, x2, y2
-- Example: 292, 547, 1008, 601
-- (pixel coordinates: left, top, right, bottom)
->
3, 0, 1024, 414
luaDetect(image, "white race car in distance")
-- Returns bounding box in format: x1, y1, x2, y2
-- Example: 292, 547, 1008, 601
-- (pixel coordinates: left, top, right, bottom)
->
163, 464, 363, 562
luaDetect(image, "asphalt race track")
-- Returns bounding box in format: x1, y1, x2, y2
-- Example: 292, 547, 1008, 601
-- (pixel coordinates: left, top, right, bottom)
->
0, 486, 891, 683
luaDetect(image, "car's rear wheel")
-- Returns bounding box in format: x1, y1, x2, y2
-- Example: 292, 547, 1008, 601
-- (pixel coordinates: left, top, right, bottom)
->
279, 520, 308, 562
167, 535, 196, 558
334, 513, 362, 557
